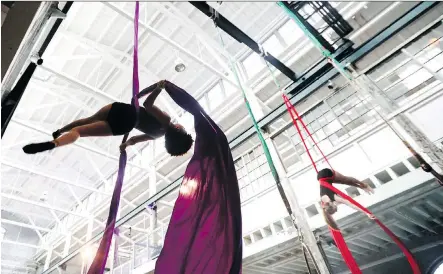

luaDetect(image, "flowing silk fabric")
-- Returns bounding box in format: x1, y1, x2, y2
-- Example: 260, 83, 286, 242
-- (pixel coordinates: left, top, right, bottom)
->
87, 3, 140, 273
152, 81, 243, 274
320, 180, 421, 274
282, 94, 421, 274
329, 227, 361, 274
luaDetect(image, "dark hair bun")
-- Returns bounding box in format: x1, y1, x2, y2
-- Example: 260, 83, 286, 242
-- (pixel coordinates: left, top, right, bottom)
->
164, 126, 194, 156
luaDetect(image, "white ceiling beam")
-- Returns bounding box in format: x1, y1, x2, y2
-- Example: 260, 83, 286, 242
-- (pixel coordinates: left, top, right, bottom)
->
67, 185, 89, 214
1, 193, 89, 218
151, 2, 238, 86
102, 2, 239, 87
2, 240, 48, 250
33, 172, 155, 261
29, 80, 96, 112
2, 160, 110, 196
98, 9, 164, 91
26, 216, 46, 244
38, 64, 116, 103
1, 219, 65, 234
153, 2, 235, 60
10, 117, 149, 172
152, 2, 250, 80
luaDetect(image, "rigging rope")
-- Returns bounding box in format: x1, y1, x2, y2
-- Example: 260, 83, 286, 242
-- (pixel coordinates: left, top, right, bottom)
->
86, 2, 140, 273
210, 9, 320, 274
262, 36, 421, 274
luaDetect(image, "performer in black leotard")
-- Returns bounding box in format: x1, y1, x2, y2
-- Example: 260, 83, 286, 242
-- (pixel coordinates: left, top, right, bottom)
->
318, 168, 375, 221
23, 80, 193, 156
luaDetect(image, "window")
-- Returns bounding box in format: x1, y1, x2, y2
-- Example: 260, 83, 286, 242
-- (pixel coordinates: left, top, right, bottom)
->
207, 83, 224, 110
222, 80, 237, 96
433, 261, 443, 274
242, 53, 265, 79
278, 20, 303, 45
263, 35, 285, 57
198, 96, 209, 112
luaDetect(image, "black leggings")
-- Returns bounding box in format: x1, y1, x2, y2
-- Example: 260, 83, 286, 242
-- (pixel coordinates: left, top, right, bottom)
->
317, 168, 334, 180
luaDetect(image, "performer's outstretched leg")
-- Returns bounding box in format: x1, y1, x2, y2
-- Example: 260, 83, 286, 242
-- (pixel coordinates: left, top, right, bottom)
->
52, 104, 112, 138
23, 121, 112, 154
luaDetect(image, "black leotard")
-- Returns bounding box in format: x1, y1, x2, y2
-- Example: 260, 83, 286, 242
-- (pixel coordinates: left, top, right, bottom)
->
318, 168, 336, 201
106, 103, 166, 137
135, 106, 166, 138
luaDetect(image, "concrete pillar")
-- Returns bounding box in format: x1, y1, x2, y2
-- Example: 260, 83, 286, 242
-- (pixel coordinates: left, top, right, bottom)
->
246, 90, 331, 274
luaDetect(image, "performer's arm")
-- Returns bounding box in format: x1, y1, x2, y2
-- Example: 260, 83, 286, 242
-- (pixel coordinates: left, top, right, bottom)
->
141, 81, 172, 128
137, 81, 163, 99
120, 134, 153, 152
333, 171, 374, 194
335, 196, 376, 219
142, 80, 165, 109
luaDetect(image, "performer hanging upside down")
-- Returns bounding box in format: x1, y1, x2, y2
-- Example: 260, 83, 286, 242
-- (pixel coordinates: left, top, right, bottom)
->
22, 80, 193, 156
318, 168, 375, 228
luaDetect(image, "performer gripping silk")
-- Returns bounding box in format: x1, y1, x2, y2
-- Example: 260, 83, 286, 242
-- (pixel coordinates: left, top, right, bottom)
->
318, 168, 375, 228
22, 80, 193, 157
137, 80, 243, 274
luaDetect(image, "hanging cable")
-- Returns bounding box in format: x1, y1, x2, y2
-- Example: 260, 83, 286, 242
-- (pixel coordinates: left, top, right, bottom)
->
210, 8, 322, 273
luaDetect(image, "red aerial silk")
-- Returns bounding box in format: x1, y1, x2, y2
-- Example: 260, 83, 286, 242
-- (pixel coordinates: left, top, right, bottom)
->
282, 94, 421, 274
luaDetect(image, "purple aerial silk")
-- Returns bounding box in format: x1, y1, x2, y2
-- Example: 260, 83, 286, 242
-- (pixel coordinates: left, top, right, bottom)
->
153, 81, 243, 274
86, 2, 140, 274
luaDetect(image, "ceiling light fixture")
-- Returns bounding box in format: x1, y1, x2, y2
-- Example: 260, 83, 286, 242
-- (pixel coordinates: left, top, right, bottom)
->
173, 49, 186, 73
174, 58, 186, 72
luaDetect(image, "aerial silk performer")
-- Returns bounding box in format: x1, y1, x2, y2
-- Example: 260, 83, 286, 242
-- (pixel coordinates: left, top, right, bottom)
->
136, 80, 243, 274
282, 94, 421, 274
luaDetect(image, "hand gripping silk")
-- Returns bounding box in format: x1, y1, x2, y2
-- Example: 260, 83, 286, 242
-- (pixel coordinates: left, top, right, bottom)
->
153, 81, 243, 274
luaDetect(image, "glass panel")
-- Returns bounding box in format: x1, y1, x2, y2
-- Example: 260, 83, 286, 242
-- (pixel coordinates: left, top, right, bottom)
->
263, 35, 285, 57
198, 96, 209, 112
207, 83, 224, 110
278, 19, 303, 45
242, 53, 265, 79
222, 80, 237, 96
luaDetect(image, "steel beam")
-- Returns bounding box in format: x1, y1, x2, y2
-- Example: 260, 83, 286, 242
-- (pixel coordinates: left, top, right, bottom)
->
190, 1, 297, 81
2, 160, 110, 195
